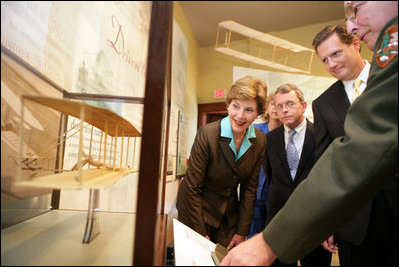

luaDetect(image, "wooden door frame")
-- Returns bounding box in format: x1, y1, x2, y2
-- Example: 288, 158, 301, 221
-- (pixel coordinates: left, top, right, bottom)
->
197, 102, 227, 128
133, 2, 172, 265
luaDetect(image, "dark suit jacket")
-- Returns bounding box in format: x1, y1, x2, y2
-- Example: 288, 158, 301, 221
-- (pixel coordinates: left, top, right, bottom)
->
263, 17, 398, 263
265, 120, 315, 224
312, 79, 397, 245
312, 80, 349, 159
176, 119, 266, 238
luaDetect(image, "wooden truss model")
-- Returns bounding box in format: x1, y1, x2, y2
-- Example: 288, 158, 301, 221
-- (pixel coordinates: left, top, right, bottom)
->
215, 20, 315, 74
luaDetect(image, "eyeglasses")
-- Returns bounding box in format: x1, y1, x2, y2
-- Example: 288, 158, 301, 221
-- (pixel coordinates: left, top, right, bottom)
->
344, 1, 365, 23
276, 101, 298, 111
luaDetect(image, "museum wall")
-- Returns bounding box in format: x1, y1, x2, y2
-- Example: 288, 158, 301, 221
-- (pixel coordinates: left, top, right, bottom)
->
163, 1, 200, 218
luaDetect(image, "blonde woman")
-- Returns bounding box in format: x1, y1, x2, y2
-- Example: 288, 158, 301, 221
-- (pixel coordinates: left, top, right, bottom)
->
248, 92, 282, 238
177, 76, 267, 249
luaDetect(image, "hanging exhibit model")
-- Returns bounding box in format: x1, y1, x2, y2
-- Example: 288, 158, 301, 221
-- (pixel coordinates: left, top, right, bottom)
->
215, 20, 315, 74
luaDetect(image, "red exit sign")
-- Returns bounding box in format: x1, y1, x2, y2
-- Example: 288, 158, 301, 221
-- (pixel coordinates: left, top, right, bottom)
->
213, 89, 225, 98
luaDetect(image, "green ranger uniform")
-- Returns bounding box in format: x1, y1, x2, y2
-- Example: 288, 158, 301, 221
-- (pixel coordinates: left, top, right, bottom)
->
263, 16, 398, 263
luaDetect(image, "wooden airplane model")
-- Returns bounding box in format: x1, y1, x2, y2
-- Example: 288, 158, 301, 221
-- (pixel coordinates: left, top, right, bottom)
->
215, 20, 315, 74
14, 95, 141, 243
15, 95, 141, 189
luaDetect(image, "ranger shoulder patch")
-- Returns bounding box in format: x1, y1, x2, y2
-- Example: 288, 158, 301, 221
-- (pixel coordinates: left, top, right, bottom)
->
376, 24, 398, 68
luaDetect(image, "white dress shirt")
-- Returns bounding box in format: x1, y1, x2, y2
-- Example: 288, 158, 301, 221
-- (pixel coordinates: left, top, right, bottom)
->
343, 60, 371, 104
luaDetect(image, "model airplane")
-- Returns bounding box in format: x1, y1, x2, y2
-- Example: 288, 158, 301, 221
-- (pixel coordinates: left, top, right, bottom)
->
14, 95, 141, 243
15, 95, 141, 190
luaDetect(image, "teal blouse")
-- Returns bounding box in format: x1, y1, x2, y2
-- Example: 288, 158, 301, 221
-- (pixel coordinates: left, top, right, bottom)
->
220, 116, 256, 161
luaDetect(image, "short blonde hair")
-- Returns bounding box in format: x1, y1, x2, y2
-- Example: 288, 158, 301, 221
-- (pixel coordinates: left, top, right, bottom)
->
263, 92, 276, 122
226, 76, 268, 114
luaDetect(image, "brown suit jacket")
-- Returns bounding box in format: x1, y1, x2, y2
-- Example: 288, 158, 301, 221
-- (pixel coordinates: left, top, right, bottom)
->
177, 119, 266, 239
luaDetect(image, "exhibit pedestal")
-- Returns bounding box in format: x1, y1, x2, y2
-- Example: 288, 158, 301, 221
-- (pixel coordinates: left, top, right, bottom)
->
1, 210, 135, 266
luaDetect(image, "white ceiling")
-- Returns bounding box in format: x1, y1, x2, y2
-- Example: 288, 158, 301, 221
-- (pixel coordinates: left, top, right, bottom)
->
179, 1, 346, 47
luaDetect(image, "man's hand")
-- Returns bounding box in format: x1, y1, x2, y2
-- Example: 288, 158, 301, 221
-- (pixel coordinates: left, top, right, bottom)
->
322, 234, 338, 253
227, 234, 246, 250
221, 233, 277, 266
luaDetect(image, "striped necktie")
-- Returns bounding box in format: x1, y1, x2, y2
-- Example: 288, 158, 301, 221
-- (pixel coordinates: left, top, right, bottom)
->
286, 129, 299, 180
353, 79, 362, 100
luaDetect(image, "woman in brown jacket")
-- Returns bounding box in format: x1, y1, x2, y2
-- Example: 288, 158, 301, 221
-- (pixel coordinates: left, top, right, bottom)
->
177, 76, 267, 249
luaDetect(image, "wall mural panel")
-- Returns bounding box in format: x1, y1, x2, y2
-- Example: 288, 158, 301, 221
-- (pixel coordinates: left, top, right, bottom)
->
1, 1, 151, 215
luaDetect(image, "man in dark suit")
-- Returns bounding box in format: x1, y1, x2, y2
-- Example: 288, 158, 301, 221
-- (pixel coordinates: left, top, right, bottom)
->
312, 25, 369, 160
265, 84, 330, 266
312, 25, 397, 265
221, 2, 397, 266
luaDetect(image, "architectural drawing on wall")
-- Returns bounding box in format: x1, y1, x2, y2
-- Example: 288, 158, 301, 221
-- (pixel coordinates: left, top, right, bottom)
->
171, 19, 188, 110
76, 51, 114, 97
215, 20, 315, 74
176, 110, 188, 177
14, 95, 141, 243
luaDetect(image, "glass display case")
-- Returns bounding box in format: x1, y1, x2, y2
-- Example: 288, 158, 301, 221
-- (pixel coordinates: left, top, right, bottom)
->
1, 1, 172, 265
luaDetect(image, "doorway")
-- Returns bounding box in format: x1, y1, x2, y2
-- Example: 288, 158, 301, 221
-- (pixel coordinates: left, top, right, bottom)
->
198, 102, 228, 128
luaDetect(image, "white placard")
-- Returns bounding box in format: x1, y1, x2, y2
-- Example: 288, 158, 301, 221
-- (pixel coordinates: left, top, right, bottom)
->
173, 218, 216, 266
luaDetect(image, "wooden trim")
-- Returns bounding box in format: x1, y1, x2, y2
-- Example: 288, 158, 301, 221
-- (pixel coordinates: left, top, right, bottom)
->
65, 92, 144, 104
153, 214, 168, 266
133, 2, 172, 266
160, 3, 173, 220
198, 102, 227, 113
